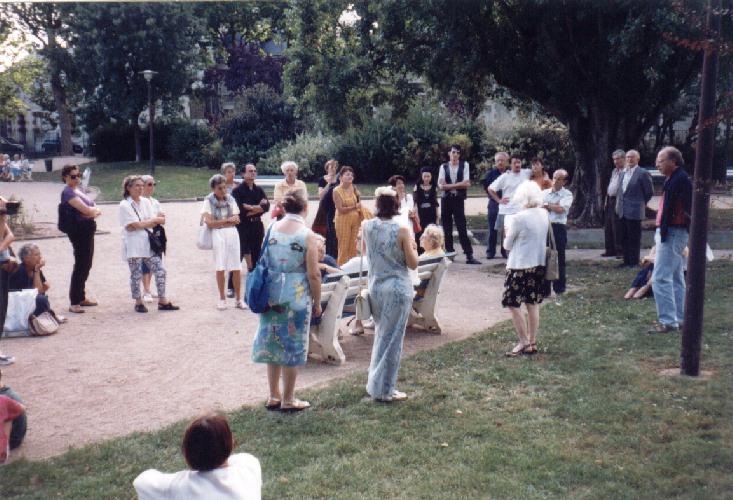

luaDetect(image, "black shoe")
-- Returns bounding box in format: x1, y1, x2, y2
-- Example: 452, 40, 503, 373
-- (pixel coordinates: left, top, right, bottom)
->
226, 288, 235, 298
135, 303, 148, 313
465, 256, 481, 265
600, 252, 616, 257
485, 254, 495, 260
501, 250, 508, 258
646, 323, 679, 334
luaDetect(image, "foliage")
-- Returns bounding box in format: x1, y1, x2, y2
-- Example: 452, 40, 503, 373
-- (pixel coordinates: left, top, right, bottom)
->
2, 260, 733, 498
91, 122, 172, 163
219, 84, 299, 165
259, 131, 341, 179
203, 43, 285, 96
0, 56, 45, 120
165, 121, 216, 168
493, 119, 575, 173
399, 98, 457, 173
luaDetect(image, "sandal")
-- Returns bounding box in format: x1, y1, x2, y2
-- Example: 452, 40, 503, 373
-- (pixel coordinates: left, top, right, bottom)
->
158, 302, 180, 311
68, 305, 85, 314
374, 390, 408, 403
79, 299, 98, 307
280, 399, 311, 412
504, 343, 528, 357
135, 303, 148, 313
265, 398, 281, 411
524, 343, 538, 355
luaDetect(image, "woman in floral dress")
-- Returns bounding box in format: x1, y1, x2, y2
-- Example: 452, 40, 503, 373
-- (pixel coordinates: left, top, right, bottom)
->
251, 190, 321, 412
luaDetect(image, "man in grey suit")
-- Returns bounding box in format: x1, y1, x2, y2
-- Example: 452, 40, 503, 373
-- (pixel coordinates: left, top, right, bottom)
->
615, 149, 653, 267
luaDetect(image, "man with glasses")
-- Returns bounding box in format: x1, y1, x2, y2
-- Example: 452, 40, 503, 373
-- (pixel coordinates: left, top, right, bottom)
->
232, 164, 270, 274
602, 150, 625, 258
438, 144, 480, 264
542, 169, 574, 299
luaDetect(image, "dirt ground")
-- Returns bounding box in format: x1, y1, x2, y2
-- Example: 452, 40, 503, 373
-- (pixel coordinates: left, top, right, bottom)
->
1, 182, 514, 461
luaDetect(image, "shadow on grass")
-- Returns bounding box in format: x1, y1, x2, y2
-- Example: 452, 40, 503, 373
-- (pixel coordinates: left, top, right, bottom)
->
1, 261, 732, 499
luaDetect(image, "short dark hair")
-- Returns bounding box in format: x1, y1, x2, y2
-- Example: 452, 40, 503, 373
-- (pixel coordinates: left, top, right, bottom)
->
324, 159, 338, 172
375, 192, 400, 218
182, 414, 233, 472
338, 165, 354, 176
282, 189, 307, 214
242, 163, 256, 174
388, 175, 406, 187
61, 164, 78, 180
450, 144, 461, 153
530, 157, 543, 165
510, 155, 522, 163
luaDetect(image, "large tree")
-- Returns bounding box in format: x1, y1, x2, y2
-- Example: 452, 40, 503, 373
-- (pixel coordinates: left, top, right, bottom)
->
68, 3, 206, 160
290, 0, 705, 225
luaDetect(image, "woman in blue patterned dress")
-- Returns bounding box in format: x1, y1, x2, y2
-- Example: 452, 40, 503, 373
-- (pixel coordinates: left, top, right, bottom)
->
251, 190, 321, 412
362, 186, 419, 402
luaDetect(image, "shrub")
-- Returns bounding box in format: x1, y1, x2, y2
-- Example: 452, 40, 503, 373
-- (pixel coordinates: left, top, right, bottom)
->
260, 132, 341, 180
91, 122, 172, 162
166, 121, 215, 167
219, 84, 299, 164
399, 99, 454, 175
493, 119, 575, 173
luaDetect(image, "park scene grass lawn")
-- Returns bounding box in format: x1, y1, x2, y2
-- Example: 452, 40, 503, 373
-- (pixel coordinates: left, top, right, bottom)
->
1, 260, 731, 499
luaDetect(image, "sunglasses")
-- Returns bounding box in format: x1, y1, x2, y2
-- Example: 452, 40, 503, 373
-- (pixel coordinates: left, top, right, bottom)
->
68, 174, 79, 180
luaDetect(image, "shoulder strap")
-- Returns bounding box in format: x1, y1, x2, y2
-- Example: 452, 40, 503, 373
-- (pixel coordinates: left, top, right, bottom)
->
546, 215, 557, 250
259, 222, 276, 265
129, 200, 154, 236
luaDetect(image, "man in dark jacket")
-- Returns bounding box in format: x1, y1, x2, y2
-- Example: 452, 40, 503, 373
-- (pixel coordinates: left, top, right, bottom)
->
647, 146, 692, 334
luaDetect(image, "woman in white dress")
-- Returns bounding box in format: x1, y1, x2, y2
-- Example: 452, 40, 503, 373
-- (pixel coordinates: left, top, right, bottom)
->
202, 174, 244, 310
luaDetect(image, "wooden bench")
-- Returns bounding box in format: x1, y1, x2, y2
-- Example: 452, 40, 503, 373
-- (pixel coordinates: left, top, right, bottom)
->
308, 252, 453, 364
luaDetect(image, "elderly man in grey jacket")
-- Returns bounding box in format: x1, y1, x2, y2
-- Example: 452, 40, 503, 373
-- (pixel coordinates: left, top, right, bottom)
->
615, 149, 653, 268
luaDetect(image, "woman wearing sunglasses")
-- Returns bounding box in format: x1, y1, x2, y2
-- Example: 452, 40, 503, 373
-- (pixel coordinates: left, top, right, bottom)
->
60, 165, 102, 314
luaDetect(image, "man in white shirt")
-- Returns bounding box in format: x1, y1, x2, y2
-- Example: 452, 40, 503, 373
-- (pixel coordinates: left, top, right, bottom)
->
487, 156, 531, 256
438, 144, 480, 264
542, 169, 574, 297
603, 150, 625, 258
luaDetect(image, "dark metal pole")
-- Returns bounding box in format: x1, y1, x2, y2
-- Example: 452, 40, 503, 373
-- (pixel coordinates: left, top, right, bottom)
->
148, 80, 155, 176
680, 0, 720, 376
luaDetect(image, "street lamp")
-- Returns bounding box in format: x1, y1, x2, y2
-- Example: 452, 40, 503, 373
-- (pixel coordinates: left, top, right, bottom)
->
140, 70, 157, 175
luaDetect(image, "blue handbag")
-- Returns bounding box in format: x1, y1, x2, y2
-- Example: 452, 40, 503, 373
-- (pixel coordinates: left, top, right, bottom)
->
245, 223, 274, 313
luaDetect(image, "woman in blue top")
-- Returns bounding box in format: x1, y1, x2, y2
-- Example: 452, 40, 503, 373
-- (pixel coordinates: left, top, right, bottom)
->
251, 190, 321, 412
362, 186, 419, 402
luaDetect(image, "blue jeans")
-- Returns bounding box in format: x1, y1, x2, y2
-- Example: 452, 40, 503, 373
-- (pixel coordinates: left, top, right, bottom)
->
651, 227, 688, 327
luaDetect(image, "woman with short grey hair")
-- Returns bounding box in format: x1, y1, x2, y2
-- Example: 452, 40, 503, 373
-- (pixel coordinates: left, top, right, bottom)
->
202, 174, 243, 310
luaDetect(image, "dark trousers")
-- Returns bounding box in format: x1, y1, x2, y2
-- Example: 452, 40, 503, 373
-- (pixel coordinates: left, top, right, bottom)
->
416, 207, 437, 254
441, 196, 473, 257
33, 293, 51, 316
0, 268, 8, 336
619, 217, 642, 266
604, 196, 622, 255
68, 228, 95, 305
551, 223, 567, 294
326, 215, 338, 260
486, 203, 499, 257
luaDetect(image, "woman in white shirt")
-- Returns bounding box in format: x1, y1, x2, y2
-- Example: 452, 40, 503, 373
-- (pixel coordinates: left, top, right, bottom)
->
501, 181, 549, 357
119, 176, 179, 313
202, 174, 243, 310
134, 413, 262, 500
388, 175, 418, 231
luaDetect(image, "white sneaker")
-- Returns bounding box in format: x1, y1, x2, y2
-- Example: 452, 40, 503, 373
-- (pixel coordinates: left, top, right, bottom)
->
217, 300, 227, 310
143, 293, 153, 303
236, 300, 248, 310
0, 354, 15, 366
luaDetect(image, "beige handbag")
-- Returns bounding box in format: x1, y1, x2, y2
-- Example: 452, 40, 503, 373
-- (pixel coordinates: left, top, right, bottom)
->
545, 218, 559, 281
29, 311, 60, 336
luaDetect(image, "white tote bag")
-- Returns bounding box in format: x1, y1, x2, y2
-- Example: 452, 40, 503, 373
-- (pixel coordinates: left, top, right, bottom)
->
196, 221, 213, 250
3, 289, 38, 335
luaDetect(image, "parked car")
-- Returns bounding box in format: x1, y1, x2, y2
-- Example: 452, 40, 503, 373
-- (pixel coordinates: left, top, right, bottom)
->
0, 136, 24, 155
41, 139, 83, 154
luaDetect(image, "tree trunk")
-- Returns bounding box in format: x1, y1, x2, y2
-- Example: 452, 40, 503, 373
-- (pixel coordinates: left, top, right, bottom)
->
46, 20, 73, 156
566, 106, 609, 227
134, 126, 141, 163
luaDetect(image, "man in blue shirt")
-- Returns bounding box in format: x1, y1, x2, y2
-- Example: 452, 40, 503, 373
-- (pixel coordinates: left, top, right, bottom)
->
482, 152, 508, 259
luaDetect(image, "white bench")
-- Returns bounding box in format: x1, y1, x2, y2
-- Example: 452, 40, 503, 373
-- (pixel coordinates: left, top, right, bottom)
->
308, 253, 453, 364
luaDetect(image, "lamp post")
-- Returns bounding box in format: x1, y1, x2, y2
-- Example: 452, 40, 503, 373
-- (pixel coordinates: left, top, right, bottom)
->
140, 70, 157, 175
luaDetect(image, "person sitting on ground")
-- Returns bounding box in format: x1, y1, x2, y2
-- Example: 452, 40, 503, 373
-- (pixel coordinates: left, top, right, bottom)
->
8, 243, 67, 323
625, 245, 656, 300
134, 413, 261, 499
0, 369, 26, 461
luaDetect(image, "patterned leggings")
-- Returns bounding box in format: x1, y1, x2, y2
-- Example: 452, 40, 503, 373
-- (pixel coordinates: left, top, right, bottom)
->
127, 256, 166, 300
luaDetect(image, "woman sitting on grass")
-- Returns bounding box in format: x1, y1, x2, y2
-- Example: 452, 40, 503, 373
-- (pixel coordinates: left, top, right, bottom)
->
624, 245, 655, 300
134, 413, 261, 499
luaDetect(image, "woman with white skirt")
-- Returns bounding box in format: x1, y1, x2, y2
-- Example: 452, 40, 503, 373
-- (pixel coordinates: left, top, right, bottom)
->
202, 174, 244, 310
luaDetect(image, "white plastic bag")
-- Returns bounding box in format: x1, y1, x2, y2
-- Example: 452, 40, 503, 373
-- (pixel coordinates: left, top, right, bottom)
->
196, 222, 213, 250
3, 289, 38, 334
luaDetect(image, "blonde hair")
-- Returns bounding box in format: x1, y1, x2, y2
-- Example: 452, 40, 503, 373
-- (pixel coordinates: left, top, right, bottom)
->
421, 224, 445, 250
220, 162, 236, 174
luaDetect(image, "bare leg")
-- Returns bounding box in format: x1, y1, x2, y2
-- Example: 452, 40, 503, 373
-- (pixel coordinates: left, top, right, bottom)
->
267, 364, 282, 401
508, 306, 529, 345
526, 303, 540, 345
633, 283, 652, 299
142, 273, 152, 294
624, 287, 638, 300
282, 366, 299, 402
215, 271, 226, 300
232, 270, 242, 301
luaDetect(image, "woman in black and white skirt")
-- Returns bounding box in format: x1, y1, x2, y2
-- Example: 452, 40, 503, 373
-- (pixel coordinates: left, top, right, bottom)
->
501, 181, 549, 356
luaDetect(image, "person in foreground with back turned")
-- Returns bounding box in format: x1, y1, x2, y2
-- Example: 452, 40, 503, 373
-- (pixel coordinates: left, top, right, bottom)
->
501, 181, 549, 357
362, 186, 419, 402
134, 413, 262, 499
251, 190, 321, 412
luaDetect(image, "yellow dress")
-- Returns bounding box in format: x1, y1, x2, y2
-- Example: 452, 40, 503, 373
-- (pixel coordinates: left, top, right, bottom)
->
333, 185, 361, 265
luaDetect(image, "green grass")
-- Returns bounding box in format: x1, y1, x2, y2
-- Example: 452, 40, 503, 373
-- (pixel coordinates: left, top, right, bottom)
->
2, 261, 732, 498
32, 162, 489, 202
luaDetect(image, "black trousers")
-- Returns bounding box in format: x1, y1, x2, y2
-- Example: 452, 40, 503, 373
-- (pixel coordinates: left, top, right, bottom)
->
603, 196, 622, 256
416, 207, 437, 254
68, 227, 95, 305
486, 203, 499, 257
551, 223, 567, 294
441, 195, 473, 256
619, 217, 642, 266
325, 213, 338, 260
0, 268, 8, 338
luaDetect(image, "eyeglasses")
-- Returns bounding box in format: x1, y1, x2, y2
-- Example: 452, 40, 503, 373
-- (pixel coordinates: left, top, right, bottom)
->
68, 174, 79, 180
554, 177, 567, 181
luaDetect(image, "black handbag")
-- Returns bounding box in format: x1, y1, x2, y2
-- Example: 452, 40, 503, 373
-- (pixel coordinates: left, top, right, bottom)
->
130, 203, 167, 256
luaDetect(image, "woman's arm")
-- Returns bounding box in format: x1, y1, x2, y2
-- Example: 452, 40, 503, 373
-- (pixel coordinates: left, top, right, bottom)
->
0, 222, 14, 252
399, 226, 419, 270
333, 189, 357, 215
202, 212, 235, 229
68, 197, 101, 218
305, 232, 322, 316
126, 216, 165, 231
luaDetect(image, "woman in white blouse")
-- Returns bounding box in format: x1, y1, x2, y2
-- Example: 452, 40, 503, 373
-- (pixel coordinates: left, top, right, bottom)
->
388, 175, 418, 230
202, 174, 243, 310
501, 181, 549, 356
134, 413, 261, 500
119, 176, 179, 313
